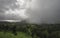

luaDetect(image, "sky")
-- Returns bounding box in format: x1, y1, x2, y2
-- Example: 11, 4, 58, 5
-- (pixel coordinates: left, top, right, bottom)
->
0, 0, 60, 24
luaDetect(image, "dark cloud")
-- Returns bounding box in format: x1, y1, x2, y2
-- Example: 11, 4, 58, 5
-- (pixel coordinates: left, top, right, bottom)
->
0, 0, 29, 20
0, 0, 17, 20
27, 0, 60, 24
0, 0, 17, 12
0, 0, 60, 24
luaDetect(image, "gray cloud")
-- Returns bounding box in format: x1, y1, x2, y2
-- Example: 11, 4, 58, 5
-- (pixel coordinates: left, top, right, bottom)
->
0, 0, 29, 20
27, 0, 60, 24
0, 0, 17, 20
0, 0, 60, 24
0, 0, 17, 11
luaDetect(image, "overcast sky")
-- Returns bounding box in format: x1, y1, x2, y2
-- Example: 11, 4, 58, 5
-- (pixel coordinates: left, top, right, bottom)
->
0, 0, 60, 24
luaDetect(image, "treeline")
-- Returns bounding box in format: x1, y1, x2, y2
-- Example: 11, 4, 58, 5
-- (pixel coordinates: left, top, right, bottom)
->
0, 22, 60, 38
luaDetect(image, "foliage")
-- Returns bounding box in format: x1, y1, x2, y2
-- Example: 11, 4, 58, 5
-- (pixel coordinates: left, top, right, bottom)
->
0, 32, 32, 38
0, 22, 60, 38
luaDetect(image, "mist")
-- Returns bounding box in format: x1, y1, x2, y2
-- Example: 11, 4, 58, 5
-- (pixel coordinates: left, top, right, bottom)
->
27, 0, 60, 24
0, 0, 60, 24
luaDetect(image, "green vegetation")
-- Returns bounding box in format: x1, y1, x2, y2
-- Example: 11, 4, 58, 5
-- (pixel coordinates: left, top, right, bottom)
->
0, 21, 60, 38
0, 32, 32, 38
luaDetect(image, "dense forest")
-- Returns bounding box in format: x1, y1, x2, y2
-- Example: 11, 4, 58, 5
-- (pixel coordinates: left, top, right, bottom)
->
0, 21, 60, 38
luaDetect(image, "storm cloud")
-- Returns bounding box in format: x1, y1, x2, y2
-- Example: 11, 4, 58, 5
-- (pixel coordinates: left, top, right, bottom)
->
0, 0, 60, 24
27, 0, 60, 24
0, 0, 29, 20
0, 0, 18, 20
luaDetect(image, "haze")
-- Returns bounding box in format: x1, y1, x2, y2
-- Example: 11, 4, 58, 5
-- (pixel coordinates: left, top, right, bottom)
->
0, 0, 60, 24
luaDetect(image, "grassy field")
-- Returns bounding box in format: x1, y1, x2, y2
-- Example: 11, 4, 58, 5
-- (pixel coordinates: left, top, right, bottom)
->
0, 31, 32, 38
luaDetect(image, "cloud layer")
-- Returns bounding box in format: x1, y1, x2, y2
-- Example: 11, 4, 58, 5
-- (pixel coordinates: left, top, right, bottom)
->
27, 0, 60, 24
0, 0, 60, 24
0, 0, 29, 20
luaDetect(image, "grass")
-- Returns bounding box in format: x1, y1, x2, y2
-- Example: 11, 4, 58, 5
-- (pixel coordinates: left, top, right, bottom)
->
0, 31, 32, 38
